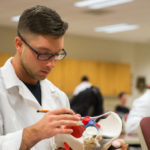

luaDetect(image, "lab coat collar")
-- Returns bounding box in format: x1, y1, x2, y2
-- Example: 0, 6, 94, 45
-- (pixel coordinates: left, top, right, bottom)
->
1, 57, 57, 106
1, 57, 56, 92
1, 57, 22, 89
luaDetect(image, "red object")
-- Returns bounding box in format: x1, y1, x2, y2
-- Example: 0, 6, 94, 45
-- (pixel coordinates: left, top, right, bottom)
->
65, 125, 85, 138
82, 116, 91, 125
71, 125, 85, 138
64, 142, 72, 150
96, 123, 101, 128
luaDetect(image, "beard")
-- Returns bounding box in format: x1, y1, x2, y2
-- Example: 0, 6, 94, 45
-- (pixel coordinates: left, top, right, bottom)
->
20, 58, 41, 81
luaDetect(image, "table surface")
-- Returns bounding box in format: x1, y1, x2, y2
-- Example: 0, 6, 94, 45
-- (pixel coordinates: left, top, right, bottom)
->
120, 134, 140, 145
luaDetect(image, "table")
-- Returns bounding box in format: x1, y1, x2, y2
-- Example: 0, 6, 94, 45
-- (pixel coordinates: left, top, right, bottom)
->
123, 134, 140, 145
119, 133, 141, 149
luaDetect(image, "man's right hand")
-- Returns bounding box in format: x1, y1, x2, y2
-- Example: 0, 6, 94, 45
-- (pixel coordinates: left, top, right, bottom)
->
19, 108, 81, 150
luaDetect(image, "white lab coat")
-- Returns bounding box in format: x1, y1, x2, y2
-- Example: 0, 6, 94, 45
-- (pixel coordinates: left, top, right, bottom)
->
73, 81, 91, 96
0, 58, 70, 150
125, 89, 150, 134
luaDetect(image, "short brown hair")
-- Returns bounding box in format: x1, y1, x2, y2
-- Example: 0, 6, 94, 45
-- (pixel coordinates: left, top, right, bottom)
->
118, 92, 126, 99
18, 5, 68, 37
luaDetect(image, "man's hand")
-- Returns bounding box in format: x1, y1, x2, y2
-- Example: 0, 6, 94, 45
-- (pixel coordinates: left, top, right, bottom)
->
111, 139, 128, 150
20, 108, 81, 150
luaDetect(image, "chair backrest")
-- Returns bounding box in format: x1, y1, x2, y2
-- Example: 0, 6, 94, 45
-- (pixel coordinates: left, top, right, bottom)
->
138, 117, 150, 150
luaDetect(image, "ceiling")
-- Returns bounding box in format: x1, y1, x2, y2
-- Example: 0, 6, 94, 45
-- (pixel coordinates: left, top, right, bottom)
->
0, 0, 150, 43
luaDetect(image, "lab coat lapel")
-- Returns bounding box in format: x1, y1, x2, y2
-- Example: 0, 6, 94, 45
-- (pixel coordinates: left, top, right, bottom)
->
1, 58, 41, 109
18, 83, 41, 109
41, 80, 59, 110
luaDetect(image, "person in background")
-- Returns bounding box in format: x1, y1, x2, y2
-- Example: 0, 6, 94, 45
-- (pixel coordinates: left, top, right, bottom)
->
0, 5, 81, 150
115, 92, 130, 119
73, 75, 92, 96
125, 85, 150, 134
71, 86, 104, 116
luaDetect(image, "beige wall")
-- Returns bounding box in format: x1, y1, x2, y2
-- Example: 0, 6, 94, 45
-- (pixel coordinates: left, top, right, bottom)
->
132, 43, 150, 99
0, 26, 16, 53
65, 34, 135, 64
1, 25, 150, 104
0, 26, 135, 64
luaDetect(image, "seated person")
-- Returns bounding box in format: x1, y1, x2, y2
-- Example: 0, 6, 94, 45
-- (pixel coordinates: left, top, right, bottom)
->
70, 86, 104, 117
115, 92, 130, 119
73, 75, 92, 96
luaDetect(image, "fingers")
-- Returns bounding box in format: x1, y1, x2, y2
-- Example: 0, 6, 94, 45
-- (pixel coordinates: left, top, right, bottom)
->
54, 127, 73, 134
52, 119, 83, 127
75, 114, 81, 118
48, 114, 83, 128
112, 139, 127, 150
49, 114, 81, 121
48, 108, 75, 115
38, 108, 83, 138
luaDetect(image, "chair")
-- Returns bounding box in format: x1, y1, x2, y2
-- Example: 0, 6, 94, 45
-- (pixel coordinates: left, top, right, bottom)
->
138, 117, 150, 150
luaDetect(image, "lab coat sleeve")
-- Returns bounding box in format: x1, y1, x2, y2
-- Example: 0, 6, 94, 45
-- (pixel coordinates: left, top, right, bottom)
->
125, 95, 150, 134
0, 113, 23, 150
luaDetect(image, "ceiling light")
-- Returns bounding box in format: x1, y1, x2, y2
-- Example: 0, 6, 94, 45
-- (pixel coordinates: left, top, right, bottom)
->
89, 0, 133, 9
75, 0, 106, 7
11, 16, 20, 22
94, 23, 139, 33
74, 0, 134, 9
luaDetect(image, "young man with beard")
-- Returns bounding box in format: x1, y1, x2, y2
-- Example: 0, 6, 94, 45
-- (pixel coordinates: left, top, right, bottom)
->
0, 5, 80, 150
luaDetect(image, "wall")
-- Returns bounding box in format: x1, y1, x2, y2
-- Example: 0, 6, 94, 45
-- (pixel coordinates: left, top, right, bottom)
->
131, 43, 150, 99
1, 26, 150, 103
47, 58, 131, 95
0, 26, 16, 53
65, 34, 135, 64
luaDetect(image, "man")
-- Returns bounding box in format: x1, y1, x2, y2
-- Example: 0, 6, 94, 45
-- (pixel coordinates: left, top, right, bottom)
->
71, 86, 104, 117
73, 75, 91, 96
115, 92, 129, 119
0, 5, 81, 150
